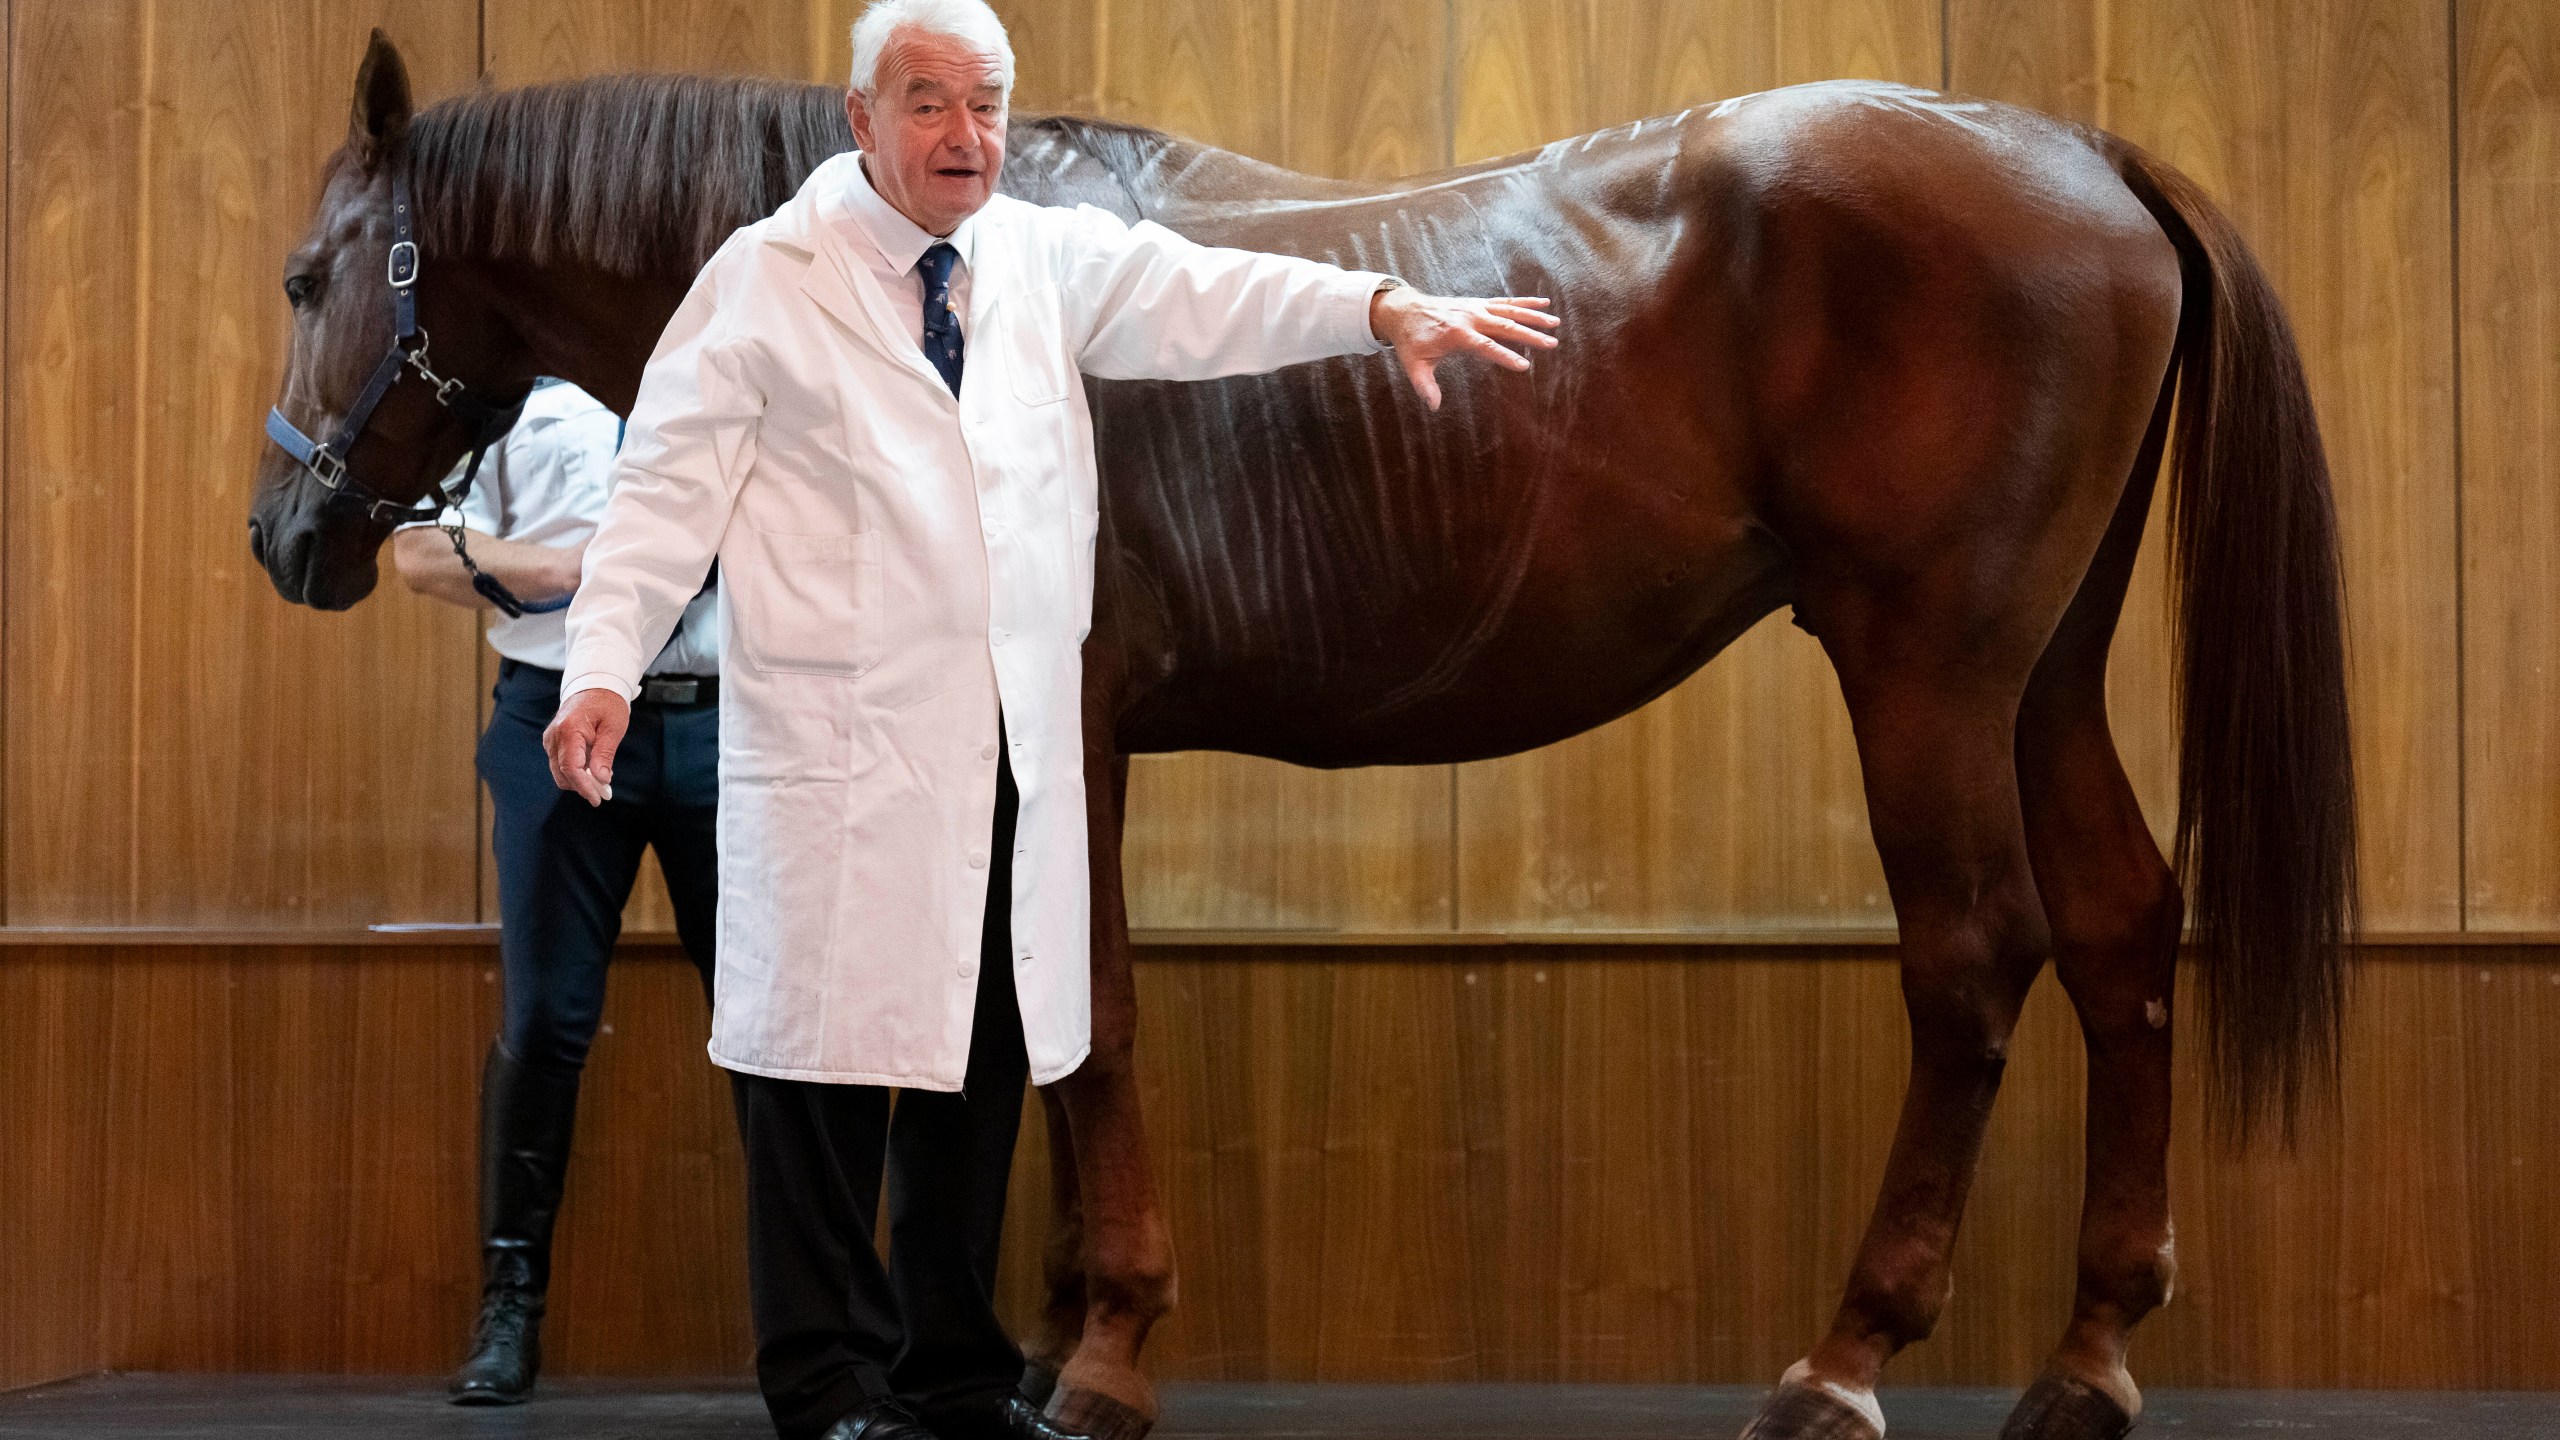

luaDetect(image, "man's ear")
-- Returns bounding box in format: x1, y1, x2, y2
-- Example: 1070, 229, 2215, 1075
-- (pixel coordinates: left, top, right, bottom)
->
349, 28, 413, 172
846, 89, 875, 152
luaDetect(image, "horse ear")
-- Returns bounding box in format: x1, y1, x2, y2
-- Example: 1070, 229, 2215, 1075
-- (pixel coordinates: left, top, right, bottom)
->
349, 29, 413, 170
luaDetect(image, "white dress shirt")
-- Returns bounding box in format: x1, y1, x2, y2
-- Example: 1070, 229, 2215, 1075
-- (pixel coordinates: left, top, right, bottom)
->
837, 155, 974, 351
420, 381, 719, 675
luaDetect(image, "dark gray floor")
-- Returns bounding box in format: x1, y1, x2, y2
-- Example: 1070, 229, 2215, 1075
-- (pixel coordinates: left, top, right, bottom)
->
1, 1376, 2553, 1439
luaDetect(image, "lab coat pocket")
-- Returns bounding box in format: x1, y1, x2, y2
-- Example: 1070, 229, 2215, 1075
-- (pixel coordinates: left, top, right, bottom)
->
1005, 285, 1072, 407
733, 526, 879, 679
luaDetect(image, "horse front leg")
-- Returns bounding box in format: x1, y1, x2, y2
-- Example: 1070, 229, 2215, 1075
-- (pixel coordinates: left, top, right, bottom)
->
1019, 1083, 1085, 1405
1745, 654, 2053, 1440
1041, 748, 1174, 1440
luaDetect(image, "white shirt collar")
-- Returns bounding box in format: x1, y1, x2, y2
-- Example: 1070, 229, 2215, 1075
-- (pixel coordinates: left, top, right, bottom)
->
844, 153, 978, 278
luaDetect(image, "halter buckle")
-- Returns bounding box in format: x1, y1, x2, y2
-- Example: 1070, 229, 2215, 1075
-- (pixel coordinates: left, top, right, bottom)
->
308, 445, 347, 490
386, 240, 420, 290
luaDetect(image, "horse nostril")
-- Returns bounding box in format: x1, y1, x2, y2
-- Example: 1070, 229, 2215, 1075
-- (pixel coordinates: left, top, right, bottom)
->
246, 516, 268, 566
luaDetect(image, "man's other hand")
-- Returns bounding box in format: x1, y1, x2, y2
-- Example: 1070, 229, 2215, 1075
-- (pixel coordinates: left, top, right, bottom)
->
1368, 288, 1560, 411
544, 687, 630, 806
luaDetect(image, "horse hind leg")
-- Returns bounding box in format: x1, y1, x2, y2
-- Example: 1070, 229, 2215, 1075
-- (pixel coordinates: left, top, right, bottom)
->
2001, 680, 2176, 1440
1742, 600, 2059, 1440
1997, 413, 2183, 1440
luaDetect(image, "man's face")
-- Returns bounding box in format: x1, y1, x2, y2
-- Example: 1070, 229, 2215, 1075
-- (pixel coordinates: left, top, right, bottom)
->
846, 26, 1009, 236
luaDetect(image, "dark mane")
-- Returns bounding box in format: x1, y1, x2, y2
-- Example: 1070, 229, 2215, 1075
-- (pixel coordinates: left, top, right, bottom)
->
403, 72, 1248, 278
407, 73, 854, 280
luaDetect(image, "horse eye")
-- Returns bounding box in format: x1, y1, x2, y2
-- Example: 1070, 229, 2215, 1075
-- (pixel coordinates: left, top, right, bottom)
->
283, 274, 317, 308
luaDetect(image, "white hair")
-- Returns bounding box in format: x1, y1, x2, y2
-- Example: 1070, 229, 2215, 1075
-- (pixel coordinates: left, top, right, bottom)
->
849, 0, 1016, 97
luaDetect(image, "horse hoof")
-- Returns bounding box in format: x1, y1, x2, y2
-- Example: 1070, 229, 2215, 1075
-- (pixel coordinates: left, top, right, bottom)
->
1019, 1360, 1062, 1408
1738, 1380, 1883, 1440
1997, 1369, 2135, 1440
1046, 1385, 1153, 1440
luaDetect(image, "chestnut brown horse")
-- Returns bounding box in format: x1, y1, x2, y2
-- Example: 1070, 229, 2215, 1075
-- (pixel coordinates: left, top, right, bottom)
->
251, 36, 2354, 1440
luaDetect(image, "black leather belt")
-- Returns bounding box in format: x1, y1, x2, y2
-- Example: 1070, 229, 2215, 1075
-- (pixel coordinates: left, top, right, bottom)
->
637, 675, 718, 707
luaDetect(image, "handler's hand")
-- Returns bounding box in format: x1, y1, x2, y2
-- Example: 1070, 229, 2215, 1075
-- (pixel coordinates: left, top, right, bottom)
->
544, 687, 629, 807
1368, 288, 1559, 411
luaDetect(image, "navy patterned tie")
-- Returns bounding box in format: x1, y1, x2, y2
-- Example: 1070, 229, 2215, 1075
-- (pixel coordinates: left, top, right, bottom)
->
917, 241, 965, 396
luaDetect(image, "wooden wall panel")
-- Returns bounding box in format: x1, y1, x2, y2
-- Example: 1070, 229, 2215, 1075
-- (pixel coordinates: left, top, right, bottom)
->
4, 0, 143, 928
0, 952, 107, 1390
482, 0, 823, 86
4, 2, 483, 928
2458, 0, 2560, 930
2097, 1, 2462, 931
8, 942, 2560, 1387
1, 0, 11, 923
1447, 0, 1937, 933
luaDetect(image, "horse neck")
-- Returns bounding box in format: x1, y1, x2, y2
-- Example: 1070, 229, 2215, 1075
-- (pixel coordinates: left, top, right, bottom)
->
453, 252, 693, 418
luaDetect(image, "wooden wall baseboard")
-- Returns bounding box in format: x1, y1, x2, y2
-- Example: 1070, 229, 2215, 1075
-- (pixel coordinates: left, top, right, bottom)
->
5, 940, 2557, 1387
5, 927, 2557, 950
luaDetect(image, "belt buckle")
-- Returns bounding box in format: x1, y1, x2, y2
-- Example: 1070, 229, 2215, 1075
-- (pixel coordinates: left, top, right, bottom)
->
640, 677, 700, 706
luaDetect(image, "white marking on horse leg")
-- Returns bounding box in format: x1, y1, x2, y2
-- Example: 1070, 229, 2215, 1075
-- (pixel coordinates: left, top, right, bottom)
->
1780, 1358, 1886, 1437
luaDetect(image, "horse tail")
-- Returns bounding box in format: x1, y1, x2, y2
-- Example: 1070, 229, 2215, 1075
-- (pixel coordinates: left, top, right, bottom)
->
2104, 135, 2359, 1140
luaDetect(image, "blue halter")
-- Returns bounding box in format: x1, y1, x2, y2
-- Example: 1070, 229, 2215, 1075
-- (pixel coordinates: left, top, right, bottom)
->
263, 167, 553, 616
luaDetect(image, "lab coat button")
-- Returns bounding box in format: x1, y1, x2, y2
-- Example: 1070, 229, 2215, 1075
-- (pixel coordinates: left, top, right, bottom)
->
991, 631, 1007, 647
981, 742, 999, 760
968, 851, 988, 869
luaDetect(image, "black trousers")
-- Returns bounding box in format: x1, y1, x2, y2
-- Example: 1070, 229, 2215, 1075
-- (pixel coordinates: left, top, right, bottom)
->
478, 658, 718, 1068
731, 748, 1031, 1440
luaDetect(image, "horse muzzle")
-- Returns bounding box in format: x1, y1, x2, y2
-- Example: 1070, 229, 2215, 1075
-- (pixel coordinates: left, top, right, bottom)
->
248, 497, 380, 612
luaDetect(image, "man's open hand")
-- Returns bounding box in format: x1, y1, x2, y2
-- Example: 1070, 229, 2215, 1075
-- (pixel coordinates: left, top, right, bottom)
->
544, 687, 630, 807
1368, 288, 1560, 410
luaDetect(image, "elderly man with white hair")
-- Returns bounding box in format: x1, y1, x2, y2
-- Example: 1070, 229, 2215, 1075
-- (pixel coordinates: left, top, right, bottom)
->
545, 2, 1559, 1437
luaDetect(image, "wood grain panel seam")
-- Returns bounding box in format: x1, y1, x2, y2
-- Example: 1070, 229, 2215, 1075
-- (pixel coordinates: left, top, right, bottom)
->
2446, 0, 2467, 932
1, 0, 15, 928
123, 0, 159, 921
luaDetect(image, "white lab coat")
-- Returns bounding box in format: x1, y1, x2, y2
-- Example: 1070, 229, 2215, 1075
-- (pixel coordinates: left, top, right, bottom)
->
562, 151, 1389, 1089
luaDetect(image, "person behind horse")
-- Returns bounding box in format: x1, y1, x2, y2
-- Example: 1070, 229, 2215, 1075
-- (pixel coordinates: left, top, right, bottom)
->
390, 378, 723, 1405
541, 2, 1559, 1438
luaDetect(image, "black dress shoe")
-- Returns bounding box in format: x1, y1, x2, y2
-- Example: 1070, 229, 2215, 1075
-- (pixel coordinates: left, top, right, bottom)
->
824, 1398, 943, 1440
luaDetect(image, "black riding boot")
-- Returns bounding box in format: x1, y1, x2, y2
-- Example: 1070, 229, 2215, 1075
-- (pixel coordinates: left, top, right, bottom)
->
451, 1041, 581, 1405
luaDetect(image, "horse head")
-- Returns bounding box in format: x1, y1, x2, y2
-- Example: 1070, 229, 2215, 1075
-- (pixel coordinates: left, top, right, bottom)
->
250, 31, 531, 611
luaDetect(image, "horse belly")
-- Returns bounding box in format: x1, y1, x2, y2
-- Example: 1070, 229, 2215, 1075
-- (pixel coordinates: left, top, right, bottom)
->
1111, 412, 1790, 769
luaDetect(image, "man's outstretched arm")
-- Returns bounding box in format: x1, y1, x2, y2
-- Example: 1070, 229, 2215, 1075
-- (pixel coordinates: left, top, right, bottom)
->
1060, 206, 1558, 408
